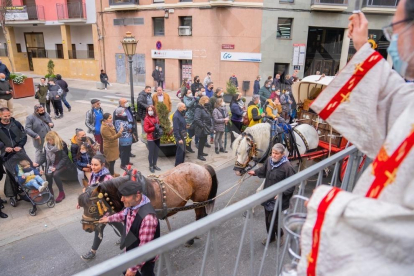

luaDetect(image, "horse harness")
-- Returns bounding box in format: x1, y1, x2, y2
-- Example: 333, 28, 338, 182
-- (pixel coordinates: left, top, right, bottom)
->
234, 132, 259, 170
80, 184, 116, 225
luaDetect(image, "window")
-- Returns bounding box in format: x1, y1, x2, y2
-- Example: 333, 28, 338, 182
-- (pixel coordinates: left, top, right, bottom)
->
87, 44, 94, 59
277, 18, 293, 39
16, 43, 22, 53
109, 0, 139, 5
113, 18, 144, 26
179, 16, 192, 28
153, 18, 165, 36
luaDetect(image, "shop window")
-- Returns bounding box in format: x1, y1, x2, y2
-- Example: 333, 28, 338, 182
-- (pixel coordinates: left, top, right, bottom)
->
277, 18, 293, 39
16, 44, 22, 53
153, 18, 165, 36
179, 16, 192, 36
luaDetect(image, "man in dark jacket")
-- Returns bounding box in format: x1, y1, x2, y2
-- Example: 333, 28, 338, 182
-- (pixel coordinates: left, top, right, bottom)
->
100, 69, 111, 89
259, 80, 272, 106
253, 75, 261, 95
0, 58, 10, 80
151, 66, 159, 91
273, 74, 281, 90
0, 73, 13, 114
248, 143, 295, 245
47, 79, 64, 119
0, 107, 27, 159
55, 74, 71, 112
85, 99, 104, 153
229, 74, 239, 89
191, 75, 204, 96
173, 102, 187, 166
25, 104, 54, 163
137, 86, 153, 136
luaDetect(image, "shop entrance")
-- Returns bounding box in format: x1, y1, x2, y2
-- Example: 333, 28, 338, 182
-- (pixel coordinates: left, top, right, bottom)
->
24, 32, 45, 71
180, 60, 192, 84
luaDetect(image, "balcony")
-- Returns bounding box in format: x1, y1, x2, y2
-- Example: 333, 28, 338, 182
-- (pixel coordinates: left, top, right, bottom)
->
311, 0, 348, 12
56, 2, 87, 23
362, 0, 399, 14
109, 0, 139, 11
210, 0, 235, 7
5, 5, 45, 25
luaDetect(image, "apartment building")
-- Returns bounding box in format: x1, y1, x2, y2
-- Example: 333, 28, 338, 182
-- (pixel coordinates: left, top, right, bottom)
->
0, 0, 99, 80
96, 0, 263, 91
259, 0, 397, 80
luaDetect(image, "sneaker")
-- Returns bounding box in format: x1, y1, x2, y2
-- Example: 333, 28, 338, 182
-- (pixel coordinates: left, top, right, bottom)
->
149, 166, 155, 173
220, 148, 228, 153
81, 250, 96, 260
42, 181, 48, 189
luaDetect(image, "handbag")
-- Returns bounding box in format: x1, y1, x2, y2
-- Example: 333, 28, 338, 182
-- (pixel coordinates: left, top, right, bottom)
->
35, 91, 39, 99
149, 118, 163, 140
202, 123, 212, 135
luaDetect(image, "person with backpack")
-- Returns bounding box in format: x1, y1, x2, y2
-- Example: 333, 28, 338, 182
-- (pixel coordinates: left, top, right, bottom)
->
55, 74, 71, 112
143, 105, 161, 173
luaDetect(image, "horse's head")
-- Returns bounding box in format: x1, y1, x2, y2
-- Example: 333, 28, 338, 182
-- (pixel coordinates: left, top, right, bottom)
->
232, 132, 257, 176
78, 176, 128, 233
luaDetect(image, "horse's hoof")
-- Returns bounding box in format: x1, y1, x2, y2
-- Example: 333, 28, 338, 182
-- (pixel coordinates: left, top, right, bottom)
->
185, 239, 194, 247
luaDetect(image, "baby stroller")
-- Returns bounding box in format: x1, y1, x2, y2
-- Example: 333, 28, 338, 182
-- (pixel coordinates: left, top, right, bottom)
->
2, 151, 55, 216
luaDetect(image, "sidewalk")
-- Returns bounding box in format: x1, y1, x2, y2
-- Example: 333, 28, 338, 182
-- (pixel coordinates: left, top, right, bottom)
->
0, 77, 239, 247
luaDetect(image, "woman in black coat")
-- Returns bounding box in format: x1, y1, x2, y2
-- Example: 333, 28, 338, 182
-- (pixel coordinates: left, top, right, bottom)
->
193, 96, 212, 161
248, 143, 295, 245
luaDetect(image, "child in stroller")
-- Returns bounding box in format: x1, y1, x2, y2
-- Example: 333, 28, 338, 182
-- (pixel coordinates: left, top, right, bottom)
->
17, 160, 48, 193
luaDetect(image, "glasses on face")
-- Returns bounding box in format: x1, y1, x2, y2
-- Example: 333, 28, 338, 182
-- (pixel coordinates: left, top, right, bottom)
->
383, 18, 413, 41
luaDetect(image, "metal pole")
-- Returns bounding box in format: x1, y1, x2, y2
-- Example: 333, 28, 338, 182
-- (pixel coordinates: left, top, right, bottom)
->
128, 56, 135, 113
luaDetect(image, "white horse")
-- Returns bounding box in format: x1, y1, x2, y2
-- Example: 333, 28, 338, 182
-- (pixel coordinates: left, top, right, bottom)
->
232, 122, 319, 176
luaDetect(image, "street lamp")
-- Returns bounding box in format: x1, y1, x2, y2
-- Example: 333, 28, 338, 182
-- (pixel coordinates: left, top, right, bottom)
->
121, 31, 139, 139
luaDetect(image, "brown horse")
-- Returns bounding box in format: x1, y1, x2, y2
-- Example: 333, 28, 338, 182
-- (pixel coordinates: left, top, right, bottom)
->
78, 162, 218, 245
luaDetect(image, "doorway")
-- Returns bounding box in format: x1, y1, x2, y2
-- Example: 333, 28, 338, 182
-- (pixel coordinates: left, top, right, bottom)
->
56, 44, 64, 59
24, 32, 45, 71
180, 60, 192, 84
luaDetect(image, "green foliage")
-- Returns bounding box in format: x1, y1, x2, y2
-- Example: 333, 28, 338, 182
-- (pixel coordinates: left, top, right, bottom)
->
47, 59, 55, 76
241, 97, 246, 102
45, 74, 56, 80
10, 73, 27, 84
156, 102, 174, 144
226, 81, 237, 95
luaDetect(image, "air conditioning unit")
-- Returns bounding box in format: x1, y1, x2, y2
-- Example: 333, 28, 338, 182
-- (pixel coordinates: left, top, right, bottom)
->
178, 26, 192, 36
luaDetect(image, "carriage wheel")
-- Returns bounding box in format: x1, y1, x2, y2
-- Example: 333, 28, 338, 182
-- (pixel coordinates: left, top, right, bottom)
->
29, 208, 36, 216
47, 200, 55, 208
10, 198, 17, 207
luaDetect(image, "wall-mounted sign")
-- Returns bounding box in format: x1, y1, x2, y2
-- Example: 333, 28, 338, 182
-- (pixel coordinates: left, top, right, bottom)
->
151, 50, 192, 60
222, 44, 235, 50
5, 6, 28, 21
221, 52, 261, 63
293, 44, 306, 66
293, 65, 301, 70
156, 41, 162, 50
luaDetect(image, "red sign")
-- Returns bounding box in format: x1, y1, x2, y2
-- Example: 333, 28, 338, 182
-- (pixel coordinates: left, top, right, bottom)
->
222, 44, 235, 50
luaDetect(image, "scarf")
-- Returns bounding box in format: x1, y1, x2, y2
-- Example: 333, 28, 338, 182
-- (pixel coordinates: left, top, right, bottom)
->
90, 167, 111, 185
45, 143, 59, 167
123, 194, 151, 216
104, 122, 114, 128
269, 155, 288, 170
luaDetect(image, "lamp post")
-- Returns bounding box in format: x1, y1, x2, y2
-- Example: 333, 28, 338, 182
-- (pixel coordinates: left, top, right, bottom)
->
121, 31, 139, 140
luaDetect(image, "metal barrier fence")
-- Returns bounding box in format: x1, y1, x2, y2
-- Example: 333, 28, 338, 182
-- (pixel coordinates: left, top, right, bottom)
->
75, 145, 365, 276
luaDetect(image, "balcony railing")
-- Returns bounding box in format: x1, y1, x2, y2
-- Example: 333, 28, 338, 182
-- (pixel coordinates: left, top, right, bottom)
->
26, 5, 45, 21
0, 48, 8, 56
311, 0, 348, 5
109, 0, 139, 5
56, 2, 86, 21
29, 49, 64, 59
362, 0, 399, 8
68, 50, 95, 60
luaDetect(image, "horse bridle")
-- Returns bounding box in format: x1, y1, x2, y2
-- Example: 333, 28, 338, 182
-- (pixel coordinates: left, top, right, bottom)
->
234, 132, 258, 171
80, 185, 116, 225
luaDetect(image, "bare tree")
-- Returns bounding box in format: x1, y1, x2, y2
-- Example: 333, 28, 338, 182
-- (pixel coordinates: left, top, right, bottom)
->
0, 0, 15, 72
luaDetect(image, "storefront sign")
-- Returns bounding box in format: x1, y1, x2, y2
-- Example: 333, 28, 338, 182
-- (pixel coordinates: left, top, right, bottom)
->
293, 44, 306, 66
222, 44, 235, 50
5, 6, 28, 21
220, 52, 261, 62
151, 50, 192, 60
156, 41, 162, 50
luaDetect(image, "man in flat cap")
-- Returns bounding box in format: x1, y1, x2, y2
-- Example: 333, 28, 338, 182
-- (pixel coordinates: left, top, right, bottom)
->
99, 180, 160, 276
85, 99, 104, 153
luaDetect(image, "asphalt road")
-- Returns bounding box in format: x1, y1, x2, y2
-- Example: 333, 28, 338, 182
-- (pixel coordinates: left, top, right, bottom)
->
0, 159, 330, 276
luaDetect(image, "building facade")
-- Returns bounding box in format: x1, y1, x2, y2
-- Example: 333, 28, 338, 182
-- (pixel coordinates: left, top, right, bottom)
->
0, 0, 99, 80
259, 0, 397, 81
96, 0, 263, 92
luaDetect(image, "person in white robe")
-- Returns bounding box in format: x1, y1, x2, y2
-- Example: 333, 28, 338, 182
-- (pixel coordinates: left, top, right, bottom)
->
298, 1, 414, 275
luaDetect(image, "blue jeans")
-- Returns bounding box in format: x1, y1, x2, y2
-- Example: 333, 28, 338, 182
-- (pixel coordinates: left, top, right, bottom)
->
61, 92, 71, 109
24, 175, 44, 190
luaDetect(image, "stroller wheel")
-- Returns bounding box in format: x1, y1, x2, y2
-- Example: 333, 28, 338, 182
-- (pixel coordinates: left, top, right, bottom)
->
47, 200, 55, 208
10, 198, 16, 207
29, 208, 36, 216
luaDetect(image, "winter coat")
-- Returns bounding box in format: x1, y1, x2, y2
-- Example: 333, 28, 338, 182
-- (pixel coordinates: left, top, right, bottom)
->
230, 102, 244, 122
114, 115, 133, 147
0, 118, 27, 155
25, 113, 53, 148
205, 87, 214, 98
36, 84, 48, 104
47, 84, 63, 101
203, 76, 211, 87
0, 63, 10, 79
190, 82, 203, 96
75, 152, 92, 170
173, 110, 187, 142
70, 135, 96, 162
38, 141, 72, 171
259, 85, 271, 106
100, 123, 122, 162
280, 93, 291, 113
253, 80, 260, 95
100, 73, 109, 82
213, 107, 228, 132
152, 92, 172, 113
273, 79, 281, 90
85, 108, 104, 134
194, 105, 212, 137
56, 79, 69, 93
229, 76, 239, 88
254, 157, 296, 210
137, 90, 153, 121
265, 99, 282, 119
183, 95, 198, 125
159, 72, 165, 81
209, 92, 223, 113
247, 101, 262, 127
143, 115, 160, 141
151, 70, 160, 81
0, 80, 12, 100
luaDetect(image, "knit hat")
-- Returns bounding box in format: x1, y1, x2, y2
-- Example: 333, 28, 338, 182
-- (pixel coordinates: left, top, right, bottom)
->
91, 99, 100, 104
